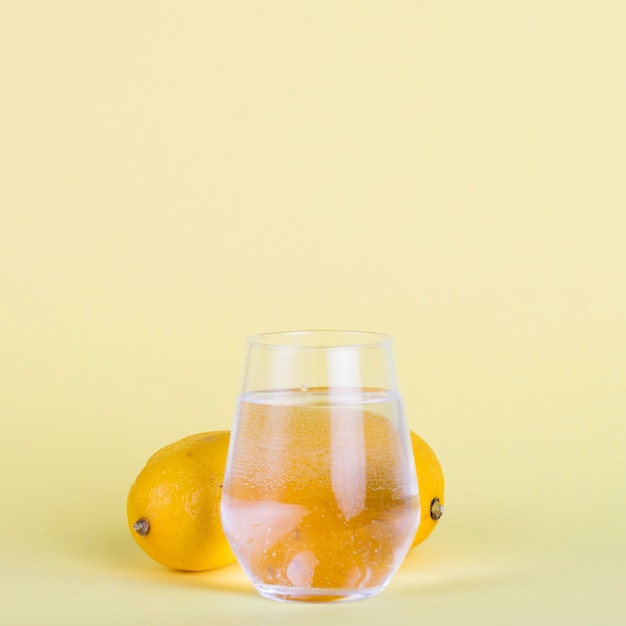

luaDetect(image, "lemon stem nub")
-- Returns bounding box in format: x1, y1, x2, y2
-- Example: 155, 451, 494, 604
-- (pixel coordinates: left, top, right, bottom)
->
430, 497, 444, 521
133, 518, 150, 537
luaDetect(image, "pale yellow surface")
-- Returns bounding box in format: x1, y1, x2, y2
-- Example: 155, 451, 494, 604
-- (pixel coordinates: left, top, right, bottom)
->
1, 1, 625, 624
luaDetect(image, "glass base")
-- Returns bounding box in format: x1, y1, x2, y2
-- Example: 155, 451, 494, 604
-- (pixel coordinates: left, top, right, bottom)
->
255, 583, 386, 603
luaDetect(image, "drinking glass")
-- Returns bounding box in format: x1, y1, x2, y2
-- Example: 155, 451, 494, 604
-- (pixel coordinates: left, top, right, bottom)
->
220, 330, 419, 602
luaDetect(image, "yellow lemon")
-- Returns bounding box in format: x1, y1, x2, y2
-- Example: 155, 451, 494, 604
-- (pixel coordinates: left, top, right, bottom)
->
410, 430, 445, 548
127, 426, 444, 571
126, 431, 235, 571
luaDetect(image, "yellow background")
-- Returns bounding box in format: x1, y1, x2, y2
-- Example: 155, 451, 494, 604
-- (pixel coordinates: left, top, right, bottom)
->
1, 1, 625, 624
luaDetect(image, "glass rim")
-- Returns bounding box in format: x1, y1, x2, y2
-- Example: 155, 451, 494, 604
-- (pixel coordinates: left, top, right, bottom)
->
247, 329, 393, 351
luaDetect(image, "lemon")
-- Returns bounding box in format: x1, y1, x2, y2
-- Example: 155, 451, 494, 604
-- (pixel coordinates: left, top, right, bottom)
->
410, 430, 445, 548
126, 426, 444, 571
126, 431, 235, 571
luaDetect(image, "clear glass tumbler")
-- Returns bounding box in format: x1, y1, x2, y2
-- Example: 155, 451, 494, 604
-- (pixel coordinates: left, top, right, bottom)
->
220, 331, 419, 602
